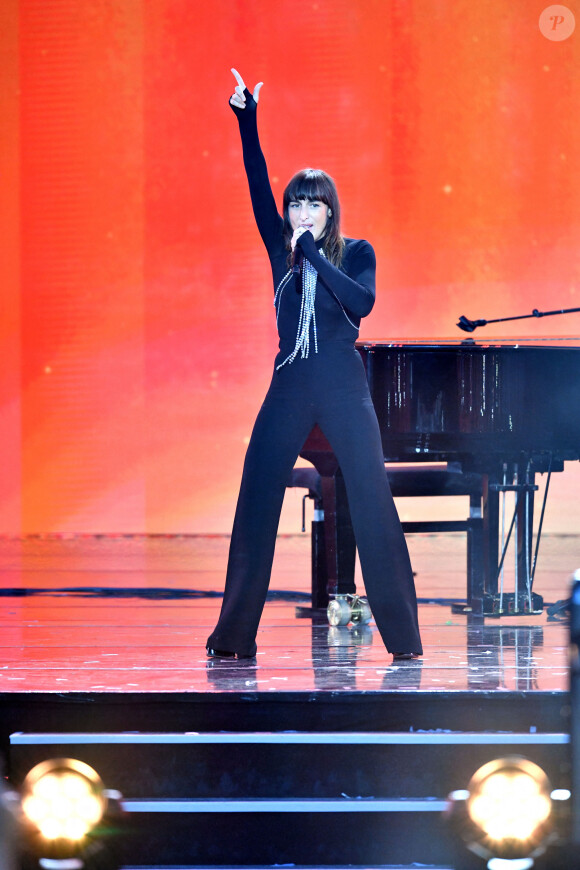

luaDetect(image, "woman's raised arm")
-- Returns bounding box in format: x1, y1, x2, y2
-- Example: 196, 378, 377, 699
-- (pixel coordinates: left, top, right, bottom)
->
228, 68, 283, 257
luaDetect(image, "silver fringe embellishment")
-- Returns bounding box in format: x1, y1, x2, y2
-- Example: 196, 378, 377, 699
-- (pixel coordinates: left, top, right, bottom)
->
276, 251, 324, 370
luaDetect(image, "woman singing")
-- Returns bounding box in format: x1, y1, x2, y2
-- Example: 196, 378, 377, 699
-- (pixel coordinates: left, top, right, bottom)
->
206, 69, 423, 661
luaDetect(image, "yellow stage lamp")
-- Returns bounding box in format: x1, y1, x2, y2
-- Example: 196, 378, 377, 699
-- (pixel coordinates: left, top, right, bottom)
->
467, 758, 552, 846
446, 756, 557, 865
21, 759, 107, 844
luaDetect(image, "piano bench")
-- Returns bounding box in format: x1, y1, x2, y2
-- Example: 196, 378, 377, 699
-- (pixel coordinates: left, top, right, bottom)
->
287, 462, 482, 515
287, 463, 484, 612
385, 463, 482, 502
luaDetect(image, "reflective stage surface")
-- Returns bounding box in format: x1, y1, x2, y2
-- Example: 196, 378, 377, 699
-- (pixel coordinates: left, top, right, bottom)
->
0, 534, 575, 694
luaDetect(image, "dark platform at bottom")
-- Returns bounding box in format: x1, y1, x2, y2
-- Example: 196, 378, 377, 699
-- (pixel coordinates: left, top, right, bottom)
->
0, 535, 576, 869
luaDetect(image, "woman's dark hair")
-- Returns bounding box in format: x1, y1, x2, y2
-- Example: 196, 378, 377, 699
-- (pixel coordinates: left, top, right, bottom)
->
282, 169, 345, 267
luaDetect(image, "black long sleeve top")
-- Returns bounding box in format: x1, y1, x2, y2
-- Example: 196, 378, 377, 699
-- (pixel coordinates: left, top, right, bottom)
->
232, 91, 376, 350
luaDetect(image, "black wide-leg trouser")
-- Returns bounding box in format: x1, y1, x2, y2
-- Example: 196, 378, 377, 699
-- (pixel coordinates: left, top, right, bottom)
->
207, 342, 423, 658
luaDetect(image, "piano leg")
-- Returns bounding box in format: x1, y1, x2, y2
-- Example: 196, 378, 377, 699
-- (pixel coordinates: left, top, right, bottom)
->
482, 472, 500, 596
514, 465, 536, 612
320, 468, 356, 598
466, 517, 484, 619
482, 463, 543, 616
310, 500, 329, 611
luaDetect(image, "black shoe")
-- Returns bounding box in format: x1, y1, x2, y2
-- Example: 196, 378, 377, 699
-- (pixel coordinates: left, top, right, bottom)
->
206, 647, 255, 660
392, 651, 422, 661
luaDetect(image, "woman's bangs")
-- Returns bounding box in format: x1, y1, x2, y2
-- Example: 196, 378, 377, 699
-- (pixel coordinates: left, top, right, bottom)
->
286, 172, 331, 205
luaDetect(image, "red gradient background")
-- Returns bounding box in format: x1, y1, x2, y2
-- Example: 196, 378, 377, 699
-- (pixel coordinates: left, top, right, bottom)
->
1, 0, 579, 535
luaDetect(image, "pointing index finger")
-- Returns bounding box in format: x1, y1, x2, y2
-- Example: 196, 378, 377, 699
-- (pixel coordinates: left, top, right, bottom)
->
231, 68, 246, 91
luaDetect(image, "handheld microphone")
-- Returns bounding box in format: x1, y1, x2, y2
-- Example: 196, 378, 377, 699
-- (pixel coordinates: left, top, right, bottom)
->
292, 249, 303, 275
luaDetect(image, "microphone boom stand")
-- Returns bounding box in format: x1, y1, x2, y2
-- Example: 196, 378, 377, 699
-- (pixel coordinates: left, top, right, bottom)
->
457, 306, 580, 332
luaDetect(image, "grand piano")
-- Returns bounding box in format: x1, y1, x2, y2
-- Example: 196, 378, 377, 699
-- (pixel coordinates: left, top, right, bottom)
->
295, 338, 580, 618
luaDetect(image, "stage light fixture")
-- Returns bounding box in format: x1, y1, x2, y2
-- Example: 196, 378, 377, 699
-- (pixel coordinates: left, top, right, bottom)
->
467, 758, 551, 843
19, 758, 122, 869
446, 756, 557, 866
21, 759, 107, 843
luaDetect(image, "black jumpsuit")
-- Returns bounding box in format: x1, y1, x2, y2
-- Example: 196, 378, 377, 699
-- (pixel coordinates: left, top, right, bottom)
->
207, 90, 423, 658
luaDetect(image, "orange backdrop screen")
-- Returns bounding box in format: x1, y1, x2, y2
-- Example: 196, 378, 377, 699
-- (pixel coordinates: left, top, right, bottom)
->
1, 0, 579, 533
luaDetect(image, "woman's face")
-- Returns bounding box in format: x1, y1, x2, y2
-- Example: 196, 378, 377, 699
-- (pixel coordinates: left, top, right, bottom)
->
288, 198, 330, 242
